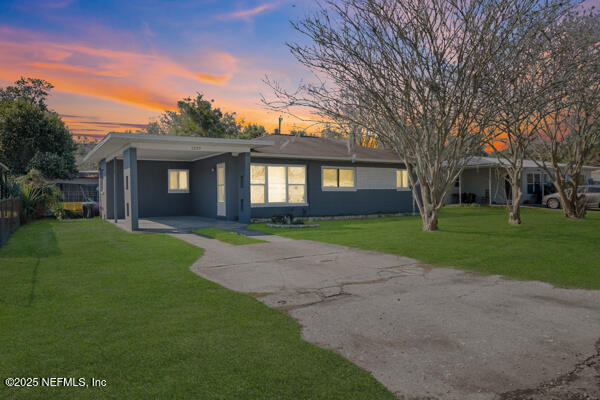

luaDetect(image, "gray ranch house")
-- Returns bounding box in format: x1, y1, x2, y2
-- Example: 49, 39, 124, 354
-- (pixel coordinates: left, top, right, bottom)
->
83, 133, 415, 230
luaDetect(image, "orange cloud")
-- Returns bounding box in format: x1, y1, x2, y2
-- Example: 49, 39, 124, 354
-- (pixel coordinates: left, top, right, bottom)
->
195, 73, 230, 84
27, 62, 127, 78
62, 115, 148, 137
0, 31, 237, 112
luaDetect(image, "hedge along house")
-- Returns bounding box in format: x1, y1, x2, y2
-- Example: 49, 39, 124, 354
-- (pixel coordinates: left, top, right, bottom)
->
83, 133, 415, 230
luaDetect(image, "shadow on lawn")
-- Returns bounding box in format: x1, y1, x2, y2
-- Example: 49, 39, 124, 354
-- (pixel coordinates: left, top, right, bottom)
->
0, 220, 61, 307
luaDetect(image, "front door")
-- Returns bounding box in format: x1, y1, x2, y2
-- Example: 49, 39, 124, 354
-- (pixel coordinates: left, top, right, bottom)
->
217, 163, 226, 217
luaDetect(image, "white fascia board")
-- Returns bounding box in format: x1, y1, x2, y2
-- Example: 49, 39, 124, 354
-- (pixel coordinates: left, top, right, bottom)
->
83, 132, 274, 164
82, 133, 117, 164
131, 141, 254, 153
105, 132, 272, 147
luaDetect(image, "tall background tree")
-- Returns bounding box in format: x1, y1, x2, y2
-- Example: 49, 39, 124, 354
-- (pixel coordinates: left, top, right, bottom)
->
265, 0, 567, 231
239, 123, 267, 139
482, 2, 573, 225
147, 93, 268, 139
0, 78, 77, 179
531, 11, 600, 219
0, 77, 53, 110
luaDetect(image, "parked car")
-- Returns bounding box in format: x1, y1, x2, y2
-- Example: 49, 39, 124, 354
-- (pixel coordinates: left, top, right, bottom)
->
543, 185, 600, 209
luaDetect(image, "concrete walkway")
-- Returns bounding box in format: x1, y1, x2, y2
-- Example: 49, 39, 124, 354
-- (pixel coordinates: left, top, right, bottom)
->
171, 230, 600, 399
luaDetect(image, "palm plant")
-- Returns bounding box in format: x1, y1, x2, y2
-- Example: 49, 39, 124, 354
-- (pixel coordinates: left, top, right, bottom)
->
17, 169, 62, 222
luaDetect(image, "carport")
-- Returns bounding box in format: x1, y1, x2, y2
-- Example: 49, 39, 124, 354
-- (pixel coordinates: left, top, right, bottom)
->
83, 133, 271, 231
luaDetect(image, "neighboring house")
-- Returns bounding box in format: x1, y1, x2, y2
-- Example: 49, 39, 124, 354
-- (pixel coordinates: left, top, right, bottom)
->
592, 169, 600, 184
449, 157, 598, 206
83, 133, 414, 230
51, 170, 99, 213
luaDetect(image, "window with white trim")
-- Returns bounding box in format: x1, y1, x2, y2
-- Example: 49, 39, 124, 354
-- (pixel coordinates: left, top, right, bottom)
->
322, 167, 355, 190
396, 169, 409, 189
250, 164, 306, 205
168, 169, 189, 193
526, 172, 542, 195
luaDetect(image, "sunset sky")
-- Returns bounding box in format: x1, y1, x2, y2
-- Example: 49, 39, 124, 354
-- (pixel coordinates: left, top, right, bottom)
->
3, 0, 599, 141
0, 0, 317, 139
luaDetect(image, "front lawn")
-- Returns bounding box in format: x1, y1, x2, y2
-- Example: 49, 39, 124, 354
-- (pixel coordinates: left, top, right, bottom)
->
251, 207, 600, 290
0, 219, 394, 399
192, 227, 266, 245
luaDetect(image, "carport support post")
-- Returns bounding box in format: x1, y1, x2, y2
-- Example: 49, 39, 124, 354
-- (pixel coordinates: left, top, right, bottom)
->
489, 168, 492, 206
458, 173, 462, 205
113, 159, 117, 224
238, 152, 251, 224
123, 147, 139, 231
99, 159, 107, 219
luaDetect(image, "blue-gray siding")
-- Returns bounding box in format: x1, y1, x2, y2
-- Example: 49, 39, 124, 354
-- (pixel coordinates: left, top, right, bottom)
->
249, 157, 413, 218
138, 160, 194, 217
190, 153, 249, 221
133, 154, 250, 222
101, 152, 414, 223
105, 159, 124, 220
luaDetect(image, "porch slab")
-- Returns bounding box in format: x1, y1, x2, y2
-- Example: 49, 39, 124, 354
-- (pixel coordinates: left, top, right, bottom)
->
110, 215, 248, 234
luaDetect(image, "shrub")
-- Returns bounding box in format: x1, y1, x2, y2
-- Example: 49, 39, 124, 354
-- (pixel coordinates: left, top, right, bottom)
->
16, 169, 62, 223
271, 214, 303, 225
49, 202, 68, 220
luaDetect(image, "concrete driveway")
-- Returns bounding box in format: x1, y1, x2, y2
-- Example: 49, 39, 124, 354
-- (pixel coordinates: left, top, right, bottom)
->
174, 231, 600, 400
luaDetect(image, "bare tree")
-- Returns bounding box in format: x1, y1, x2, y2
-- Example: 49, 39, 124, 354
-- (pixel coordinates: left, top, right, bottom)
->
531, 11, 600, 219
264, 0, 571, 231
482, 5, 572, 225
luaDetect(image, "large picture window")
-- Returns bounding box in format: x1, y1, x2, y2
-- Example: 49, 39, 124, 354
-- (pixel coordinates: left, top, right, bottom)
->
396, 169, 409, 189
250, 164, 307, 206
168, 169, 189, 193
322, 167, 355, 190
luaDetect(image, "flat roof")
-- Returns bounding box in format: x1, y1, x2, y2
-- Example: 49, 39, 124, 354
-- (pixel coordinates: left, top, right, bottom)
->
83, 132, 273, 164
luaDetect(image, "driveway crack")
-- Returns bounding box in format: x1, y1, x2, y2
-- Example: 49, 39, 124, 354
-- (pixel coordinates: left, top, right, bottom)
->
197, 251, 345, 269
499, 338, 600, 399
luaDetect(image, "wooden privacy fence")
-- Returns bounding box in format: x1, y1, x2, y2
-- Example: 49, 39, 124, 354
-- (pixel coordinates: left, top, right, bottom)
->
0, 198, 21, 247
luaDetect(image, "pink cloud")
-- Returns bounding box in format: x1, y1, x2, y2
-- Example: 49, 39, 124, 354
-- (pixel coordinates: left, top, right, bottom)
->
219, 2, 280, 20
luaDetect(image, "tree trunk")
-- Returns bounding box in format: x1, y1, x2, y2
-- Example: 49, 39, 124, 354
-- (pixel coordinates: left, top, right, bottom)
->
508, 205, 521, 225
559, 189, 586, 219
421, 204, 439, 232
507, 175, 523, 225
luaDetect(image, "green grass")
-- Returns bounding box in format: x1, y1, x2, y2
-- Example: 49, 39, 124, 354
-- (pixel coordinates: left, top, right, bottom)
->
250, 207, 600, 290
192, 227, 266, 245
0, 219, 394, 400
